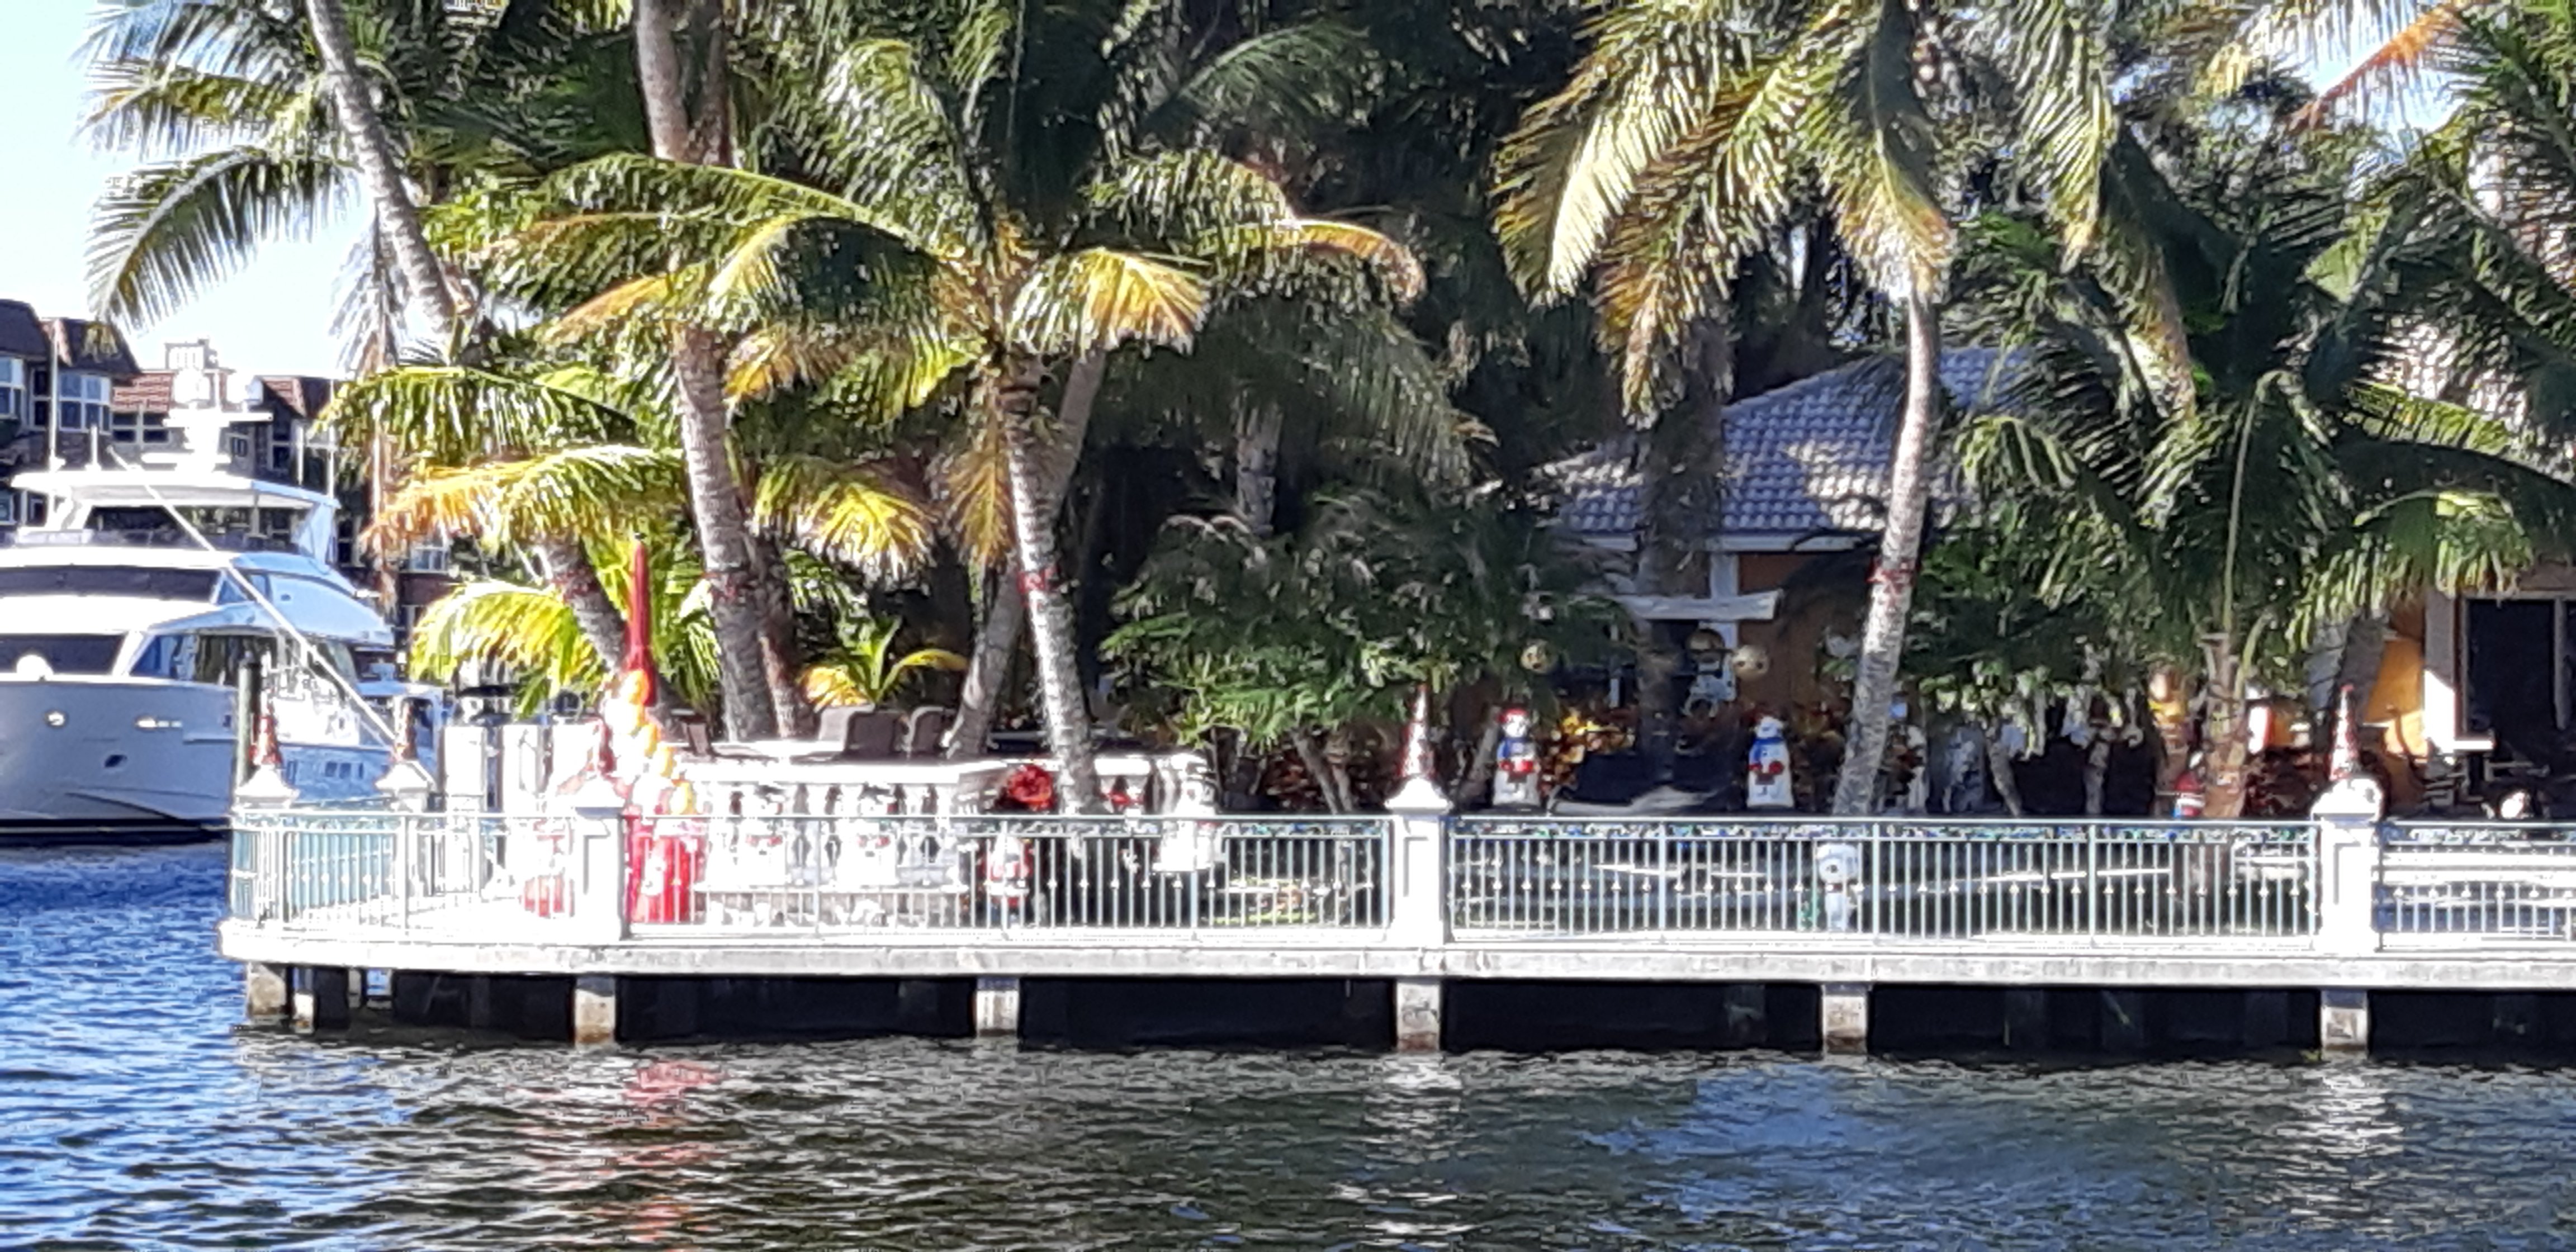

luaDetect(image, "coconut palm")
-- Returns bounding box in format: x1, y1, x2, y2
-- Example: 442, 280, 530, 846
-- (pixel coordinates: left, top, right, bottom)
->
448, 3, 1422, 808
1947, 108, 2576, 817
82, 0, 626, 343
1494, 0, 2138, 810
327, 359, 932, 704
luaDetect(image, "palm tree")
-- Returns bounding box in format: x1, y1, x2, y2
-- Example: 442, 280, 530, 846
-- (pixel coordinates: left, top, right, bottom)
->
327, 359, 932, 698
1494, 0, 2134, 810
1947, 108, 2576, 817
451, 6, 1422, 807
83, 0, 620, 342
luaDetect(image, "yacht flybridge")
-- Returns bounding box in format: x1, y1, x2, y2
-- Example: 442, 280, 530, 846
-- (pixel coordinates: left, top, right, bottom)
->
0, 361, 415, 832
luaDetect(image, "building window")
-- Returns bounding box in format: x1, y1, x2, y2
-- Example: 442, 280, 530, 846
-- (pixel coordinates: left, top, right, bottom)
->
267, 419, 294, 471
6, 490, 44, 527
0, 358, 22, 421
56, 373, 111, 430
110, 410, 169, 445
228, 432, 252, 459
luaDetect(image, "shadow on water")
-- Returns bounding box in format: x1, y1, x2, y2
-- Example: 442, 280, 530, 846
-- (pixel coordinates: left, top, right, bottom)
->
13, 845, 2576, 1249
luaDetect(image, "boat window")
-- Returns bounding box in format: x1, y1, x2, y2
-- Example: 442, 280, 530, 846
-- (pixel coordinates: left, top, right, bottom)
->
0, 634, 122, 675
0, 567, 220, 600
87, 505, 307, 547
183, 634, 274, 685
214, 573, 273, 605
128, 633, 202, 680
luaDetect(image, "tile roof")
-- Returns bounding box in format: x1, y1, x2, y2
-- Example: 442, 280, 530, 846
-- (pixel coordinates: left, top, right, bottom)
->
1556, 348, 2017, 544
254, 375, 334, 421
115, 371, 175, 412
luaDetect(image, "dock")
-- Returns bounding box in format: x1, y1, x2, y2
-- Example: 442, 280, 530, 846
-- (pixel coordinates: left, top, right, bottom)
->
216, 796, 2576, 1054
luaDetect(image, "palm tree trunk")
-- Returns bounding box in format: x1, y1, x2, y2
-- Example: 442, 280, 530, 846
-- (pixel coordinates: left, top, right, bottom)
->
1831, 292, 1943, 815
669, 328, 777, 739
993, 352, 1109, 810
749, 530, 812, 736
634, 0, 775, 740
303, 0, 457, 342
948, 566, 1024, 758
632, 0, 699, 162
532, 534, 627, 677
951, 349, 1108, 764
2203, 640, 2252, 819
1634, 324, 1727, 782
1982, 720, 2025, 817
1235, 401, 1282, 538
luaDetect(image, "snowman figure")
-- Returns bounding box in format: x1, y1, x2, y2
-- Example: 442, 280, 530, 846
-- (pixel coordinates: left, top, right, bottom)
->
1747, 715, 1794, 809
1491, 708, 1543, 809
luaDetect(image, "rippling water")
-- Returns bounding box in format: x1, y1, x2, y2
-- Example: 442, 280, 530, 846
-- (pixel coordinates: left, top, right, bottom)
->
10, 843, 2576, 1249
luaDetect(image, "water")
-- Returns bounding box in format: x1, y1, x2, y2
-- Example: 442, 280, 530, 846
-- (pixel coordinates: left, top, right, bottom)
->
9, 846, 2576, 1251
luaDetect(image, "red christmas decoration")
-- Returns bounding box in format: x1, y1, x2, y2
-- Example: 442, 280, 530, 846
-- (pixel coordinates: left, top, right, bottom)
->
1001, 763, 1058, 812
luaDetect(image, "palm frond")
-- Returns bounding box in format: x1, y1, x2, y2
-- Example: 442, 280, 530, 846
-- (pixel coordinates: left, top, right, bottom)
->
752, 454, 936, 580
1008, 248, 1209, 357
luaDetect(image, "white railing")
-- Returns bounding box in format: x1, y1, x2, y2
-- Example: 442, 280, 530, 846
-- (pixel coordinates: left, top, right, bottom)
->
1450, 817, 2319, 940
230, 809, 2576, 952
229, 810, 1388, 936
646, 813, 1386, 932
2378, 822, 2576, 945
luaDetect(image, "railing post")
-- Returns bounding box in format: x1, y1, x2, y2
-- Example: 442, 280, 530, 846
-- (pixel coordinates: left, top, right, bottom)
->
571, 809, 629, 945
396, 813, 414, 929
2313, 779, 2385, 957
1655, 825, 1670, 932
1385, 775, 1451, 946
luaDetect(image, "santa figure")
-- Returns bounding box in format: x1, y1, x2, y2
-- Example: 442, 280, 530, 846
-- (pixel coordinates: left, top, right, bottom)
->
1491, 708, 1543, 809
1747, 715, 1794, 809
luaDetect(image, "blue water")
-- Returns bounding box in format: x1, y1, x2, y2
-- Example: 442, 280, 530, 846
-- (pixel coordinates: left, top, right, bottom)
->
8, 843, 2576, 1249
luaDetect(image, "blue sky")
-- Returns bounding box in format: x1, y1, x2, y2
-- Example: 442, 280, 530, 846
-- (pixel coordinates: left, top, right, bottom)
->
0, 3, 355, 381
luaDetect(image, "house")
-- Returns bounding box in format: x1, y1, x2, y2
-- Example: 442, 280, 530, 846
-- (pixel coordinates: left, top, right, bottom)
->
0, 300, 143, 528
1555, 349, 2016, 717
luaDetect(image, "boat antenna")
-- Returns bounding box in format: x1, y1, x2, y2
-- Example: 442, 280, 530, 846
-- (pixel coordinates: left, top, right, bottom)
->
88, 444, 403, 747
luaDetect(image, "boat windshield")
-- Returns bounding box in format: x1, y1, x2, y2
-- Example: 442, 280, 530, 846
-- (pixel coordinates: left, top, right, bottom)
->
0, 567, 220, 601
0, 634, 122, 676
87, 505, 305, 547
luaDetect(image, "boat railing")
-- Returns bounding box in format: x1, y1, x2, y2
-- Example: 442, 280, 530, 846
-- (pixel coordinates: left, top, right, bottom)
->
0, 528, 298, 553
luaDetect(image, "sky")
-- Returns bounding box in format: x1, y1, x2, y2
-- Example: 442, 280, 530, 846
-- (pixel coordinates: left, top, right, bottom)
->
0, 2, 357, 381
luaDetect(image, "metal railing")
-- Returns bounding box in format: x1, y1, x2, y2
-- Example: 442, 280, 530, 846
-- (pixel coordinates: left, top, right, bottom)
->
2378, 822, 2576, 943
230, 810, 615, 931
228, 810, 1389, 935
1449, 817, 2319, 941
645, 813, 1386, 932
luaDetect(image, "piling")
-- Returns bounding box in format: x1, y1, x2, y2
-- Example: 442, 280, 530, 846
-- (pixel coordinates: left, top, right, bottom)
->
974, 976, 1021, 1038
1821, 983, 1869, 1054
243, 962, 288, 1024
2321, 988, 2370, 1054
571, 976, 618, 1047
292, 966, 349, 1033
1394, 977, 1442, 1052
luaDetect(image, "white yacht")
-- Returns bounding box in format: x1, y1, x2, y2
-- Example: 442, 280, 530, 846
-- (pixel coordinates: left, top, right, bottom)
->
0, 352, 413, 832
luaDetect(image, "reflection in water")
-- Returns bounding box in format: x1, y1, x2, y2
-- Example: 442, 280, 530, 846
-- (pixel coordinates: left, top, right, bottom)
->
11, 845, 2576, 1249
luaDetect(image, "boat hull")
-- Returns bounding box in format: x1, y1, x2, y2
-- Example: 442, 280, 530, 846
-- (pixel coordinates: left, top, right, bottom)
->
0, 677, 240, 826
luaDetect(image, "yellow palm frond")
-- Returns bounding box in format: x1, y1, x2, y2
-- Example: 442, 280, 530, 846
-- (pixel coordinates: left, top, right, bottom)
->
365, 445, 683, 553
937, 414, 1015, 568
1007, 248, 1209, 357
752, 454, 936, 579
408, 580, 604, 696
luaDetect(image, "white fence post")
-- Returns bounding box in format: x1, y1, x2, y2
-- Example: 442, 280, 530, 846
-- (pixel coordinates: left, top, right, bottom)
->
2312, 779, 2384, 957
1385, 778, 1451, 946
572, 810, 630, 945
